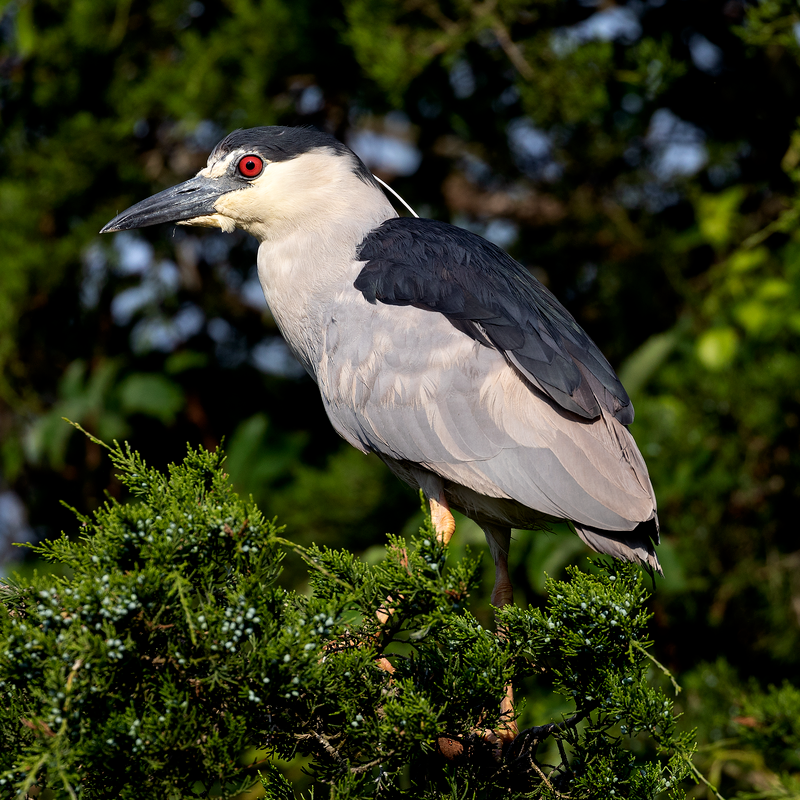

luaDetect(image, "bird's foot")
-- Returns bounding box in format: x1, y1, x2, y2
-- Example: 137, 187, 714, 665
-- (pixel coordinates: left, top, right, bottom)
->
480, 682, 518, 761
429, 494, 456, 545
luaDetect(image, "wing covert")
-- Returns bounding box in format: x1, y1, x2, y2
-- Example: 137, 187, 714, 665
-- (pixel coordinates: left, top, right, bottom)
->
355, 217, 633, 424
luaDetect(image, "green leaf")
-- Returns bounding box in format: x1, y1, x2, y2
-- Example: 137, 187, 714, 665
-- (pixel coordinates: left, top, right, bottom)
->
696, 326, 739, 370
696, 186, 746, 250
117, 373, 184, 424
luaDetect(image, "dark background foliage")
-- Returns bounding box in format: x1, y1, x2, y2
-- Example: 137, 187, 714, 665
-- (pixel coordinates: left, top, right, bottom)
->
1, 0, 799, 796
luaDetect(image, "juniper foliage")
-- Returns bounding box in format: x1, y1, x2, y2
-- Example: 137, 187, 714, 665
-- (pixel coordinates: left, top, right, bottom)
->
0, 439, 697, 799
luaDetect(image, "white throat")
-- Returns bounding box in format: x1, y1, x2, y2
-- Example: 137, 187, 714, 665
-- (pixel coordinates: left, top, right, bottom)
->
247, 151, 397, 376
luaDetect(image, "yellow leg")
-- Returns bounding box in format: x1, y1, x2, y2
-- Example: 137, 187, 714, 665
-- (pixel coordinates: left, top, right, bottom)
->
429, 493, 456, 545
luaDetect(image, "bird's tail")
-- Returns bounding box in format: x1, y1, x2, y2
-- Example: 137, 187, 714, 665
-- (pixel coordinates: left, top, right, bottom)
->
572, 517, 663, 576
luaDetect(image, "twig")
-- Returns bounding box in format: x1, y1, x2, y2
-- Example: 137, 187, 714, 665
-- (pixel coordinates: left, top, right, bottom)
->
310, 729, 346, 768
521, 710, 587, 741
686, 759, 727, 800
504, 710, 590, 765
350, 752, 395, 775
529, 757, 571, 799
274, 537, 355, 594
58, 766, 79, 800
556, 736, 571, 774
20, 753, 49, 797
490, 20, 534, 80
63, 419, 114, 452
631, 641, 681, 696
172, 578, 198, 647
740, 206, 799, 250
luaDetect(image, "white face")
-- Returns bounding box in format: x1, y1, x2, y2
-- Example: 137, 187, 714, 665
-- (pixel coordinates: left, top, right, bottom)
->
178, 147, 368, 243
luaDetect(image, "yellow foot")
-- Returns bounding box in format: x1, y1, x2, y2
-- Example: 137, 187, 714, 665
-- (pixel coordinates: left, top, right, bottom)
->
429, 494, 456, 545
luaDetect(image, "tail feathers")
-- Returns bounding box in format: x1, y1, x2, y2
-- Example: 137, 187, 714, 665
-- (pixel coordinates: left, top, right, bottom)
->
573, 517, 663, 576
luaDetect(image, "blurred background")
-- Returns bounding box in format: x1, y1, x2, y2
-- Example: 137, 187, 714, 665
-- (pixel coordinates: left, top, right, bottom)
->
1, 0, 799, 795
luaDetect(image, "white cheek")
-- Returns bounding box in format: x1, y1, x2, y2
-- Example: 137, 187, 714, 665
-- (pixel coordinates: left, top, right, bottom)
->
178, 214, 236, 233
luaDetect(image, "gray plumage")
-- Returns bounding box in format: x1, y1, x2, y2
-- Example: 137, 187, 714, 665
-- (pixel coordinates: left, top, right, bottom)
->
101, 126, 661, 587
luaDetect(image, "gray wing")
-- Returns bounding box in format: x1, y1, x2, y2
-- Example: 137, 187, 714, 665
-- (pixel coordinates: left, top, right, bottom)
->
355, 217, 633, 425
316, 297, 656, 534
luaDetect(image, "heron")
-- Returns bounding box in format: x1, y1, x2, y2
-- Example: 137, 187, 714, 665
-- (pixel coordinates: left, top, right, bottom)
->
101, 126, 660, 614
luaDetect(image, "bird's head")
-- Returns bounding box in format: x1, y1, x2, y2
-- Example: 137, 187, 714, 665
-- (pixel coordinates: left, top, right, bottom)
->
101, 126, 385, 242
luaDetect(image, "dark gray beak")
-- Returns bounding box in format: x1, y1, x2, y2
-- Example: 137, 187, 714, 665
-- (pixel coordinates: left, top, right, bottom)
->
101, 174, 241, 233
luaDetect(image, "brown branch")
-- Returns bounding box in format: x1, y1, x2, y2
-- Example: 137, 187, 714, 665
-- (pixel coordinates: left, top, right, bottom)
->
21, 718, 56, 738
520, 710, 587, 743
529, 758, 571, 799
309, 729, 346, 768
504, 709, 591, 765
489, 20, 534, 80
350, 752, 396, 775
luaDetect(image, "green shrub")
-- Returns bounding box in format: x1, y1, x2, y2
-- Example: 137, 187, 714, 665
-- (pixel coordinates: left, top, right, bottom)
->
0, 435, 698, 799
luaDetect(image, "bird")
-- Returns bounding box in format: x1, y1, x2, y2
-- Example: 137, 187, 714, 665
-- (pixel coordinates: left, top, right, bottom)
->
101, 125, 661, 612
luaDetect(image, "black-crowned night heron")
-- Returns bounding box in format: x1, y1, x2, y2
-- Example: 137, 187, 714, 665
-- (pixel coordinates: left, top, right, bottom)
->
102, 126, 660, 610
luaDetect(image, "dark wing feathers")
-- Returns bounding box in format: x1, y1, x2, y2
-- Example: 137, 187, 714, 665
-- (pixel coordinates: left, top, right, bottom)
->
355, 218, 633, 425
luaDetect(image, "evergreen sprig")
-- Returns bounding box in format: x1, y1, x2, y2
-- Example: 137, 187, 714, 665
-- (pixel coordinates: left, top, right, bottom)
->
0, 440, 699, 799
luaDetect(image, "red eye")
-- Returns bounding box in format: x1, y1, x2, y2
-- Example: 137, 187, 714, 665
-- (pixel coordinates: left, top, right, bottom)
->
238, 155, 264, 178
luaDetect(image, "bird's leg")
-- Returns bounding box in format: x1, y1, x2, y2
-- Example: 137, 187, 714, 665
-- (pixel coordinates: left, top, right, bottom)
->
429, 492, 456, 545
482, 524, 518, 753
412, 470, 456, 545
484, 524, 514, 610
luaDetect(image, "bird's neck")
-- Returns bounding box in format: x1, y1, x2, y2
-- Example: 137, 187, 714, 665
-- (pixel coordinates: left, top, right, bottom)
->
255, 183, 396, 378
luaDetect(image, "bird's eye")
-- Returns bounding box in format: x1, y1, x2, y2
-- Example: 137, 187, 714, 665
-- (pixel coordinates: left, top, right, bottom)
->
238, 155, 264, 178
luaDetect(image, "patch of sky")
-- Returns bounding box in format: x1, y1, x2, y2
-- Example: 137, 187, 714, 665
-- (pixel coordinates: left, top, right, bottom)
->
114, 231, 153, 276
551, 5, 642, 56
452, 215, 518, 250
111, 283, 160, 326
297, 85, 324, 116
0, 491, 33, 574
617, 182, 680, 214
111, 260, 180, 326
576, 262, 598, 293
621, 93, 643, 115
495, 85, 520, 112
207, 317, 249, 368
688, 32, 723, 75
208, 317, 234, 343
201, 232, 233, 265
240, 266, 267, 312
251, 338, 306, 379
645, 108, 707, 182
349, 130, 422, 176
81, 242, 108, 309
129, 304, 205, 354
460, 152, 494, 185
214, 261, 246, 294
507, 118, 562, 182
449, 59, 476, 99
483, 219, 519, 250
348, 115, 422, 177
708, 161, 741, 188
191, 120, 225, 152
